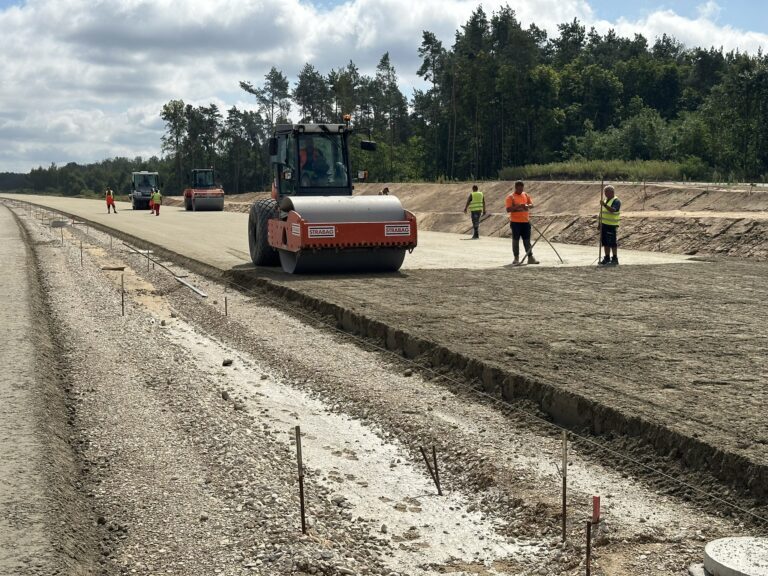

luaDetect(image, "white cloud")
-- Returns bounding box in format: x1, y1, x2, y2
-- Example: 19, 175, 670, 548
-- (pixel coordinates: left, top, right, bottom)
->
0, 0, 766, 172
697, 1, 722, 21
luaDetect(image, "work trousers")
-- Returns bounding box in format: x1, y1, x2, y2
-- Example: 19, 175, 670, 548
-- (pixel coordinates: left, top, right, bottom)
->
154, 204, 160, 216
510, 222, 533, 259
470, 211, 482, 237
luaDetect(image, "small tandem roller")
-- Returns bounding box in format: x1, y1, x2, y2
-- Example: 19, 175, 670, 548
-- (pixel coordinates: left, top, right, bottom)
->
248, 123, 417, 274
184, 168, 225, 211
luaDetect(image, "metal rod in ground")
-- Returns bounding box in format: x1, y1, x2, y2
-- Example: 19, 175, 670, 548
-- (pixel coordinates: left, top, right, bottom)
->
225, 296, 228, 316
80, 240, 83, 267
520, 218, 555, 264
431, 446, 443, 495
586, 521, 592, 576
562, 430, 567, 542
530, 221, 564, 264
419, 446, 440, 494
60, 226, 64, 246
121, 273, 125, 316
110, 235, 112, 249
597, 177, 604, 265
295, 425, 307, 534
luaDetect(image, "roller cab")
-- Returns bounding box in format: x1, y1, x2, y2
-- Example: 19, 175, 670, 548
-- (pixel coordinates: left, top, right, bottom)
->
248, 123, 417, 274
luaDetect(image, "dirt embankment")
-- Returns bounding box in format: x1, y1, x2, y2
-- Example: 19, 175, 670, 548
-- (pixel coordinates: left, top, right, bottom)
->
356, 182, 768, 260
199, 181, 768, 259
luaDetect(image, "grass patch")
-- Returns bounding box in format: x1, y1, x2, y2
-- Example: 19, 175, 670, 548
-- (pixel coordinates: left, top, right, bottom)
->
499, 158, 717, 182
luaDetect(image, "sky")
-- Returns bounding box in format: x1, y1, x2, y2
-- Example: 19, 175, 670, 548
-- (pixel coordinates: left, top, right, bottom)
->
1, 0, 767, 173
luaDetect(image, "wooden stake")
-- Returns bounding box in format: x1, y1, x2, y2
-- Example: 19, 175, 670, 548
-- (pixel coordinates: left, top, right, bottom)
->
225, 296, 228, 317
592, 495, 600, 525
121, 274, 125, 317
295, 425, 307, 534
562, 430, 567, 542
80, 240, 83, 267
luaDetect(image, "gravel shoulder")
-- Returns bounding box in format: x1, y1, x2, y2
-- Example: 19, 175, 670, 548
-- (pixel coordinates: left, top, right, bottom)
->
5, 200, 763, 576
0, 204, 96, 575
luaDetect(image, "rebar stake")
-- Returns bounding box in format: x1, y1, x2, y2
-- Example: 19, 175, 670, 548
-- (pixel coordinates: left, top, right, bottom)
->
295, 425, 307, 534
562, 430, 567, 542
432, 446, 442, 495
420, 446, 442, 495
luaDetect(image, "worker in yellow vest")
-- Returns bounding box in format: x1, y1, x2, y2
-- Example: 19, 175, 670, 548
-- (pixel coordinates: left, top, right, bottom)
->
151, 189, 162, 216
105, 187, 117, 214
599, 185, 621, 265
462, 185, 486, 239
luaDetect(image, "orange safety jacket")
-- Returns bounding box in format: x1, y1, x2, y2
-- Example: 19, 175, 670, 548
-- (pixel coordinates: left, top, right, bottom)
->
505, 192, 532, 223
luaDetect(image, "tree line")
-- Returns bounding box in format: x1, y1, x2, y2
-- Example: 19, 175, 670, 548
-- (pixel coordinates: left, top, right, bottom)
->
9, 5, 768, 195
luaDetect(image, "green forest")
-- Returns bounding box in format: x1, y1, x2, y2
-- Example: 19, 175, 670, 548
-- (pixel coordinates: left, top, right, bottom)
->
6, 6, 768, 196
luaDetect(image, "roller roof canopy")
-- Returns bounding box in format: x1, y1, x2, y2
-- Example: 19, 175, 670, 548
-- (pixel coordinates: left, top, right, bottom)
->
274, 124, 349, 134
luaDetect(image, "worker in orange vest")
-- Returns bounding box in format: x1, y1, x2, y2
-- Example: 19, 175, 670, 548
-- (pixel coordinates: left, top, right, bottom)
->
505, 180, 539, 266
105, 187, 117, 214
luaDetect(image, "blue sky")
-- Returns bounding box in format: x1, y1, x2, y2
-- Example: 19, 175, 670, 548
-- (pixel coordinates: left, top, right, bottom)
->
590, 0, 768, 32
1, 0, 767, 172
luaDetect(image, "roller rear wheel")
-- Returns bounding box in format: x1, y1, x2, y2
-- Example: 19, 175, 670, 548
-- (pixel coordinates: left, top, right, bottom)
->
248, 199, 279, 266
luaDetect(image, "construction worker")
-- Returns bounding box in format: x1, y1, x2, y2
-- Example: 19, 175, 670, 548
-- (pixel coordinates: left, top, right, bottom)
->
105, 187, 117, 214
151, 188, 162, 216
599, 185, 621, 265
463, 185, 486, 239
505, 181, 539, 265
379, 187, 389, 196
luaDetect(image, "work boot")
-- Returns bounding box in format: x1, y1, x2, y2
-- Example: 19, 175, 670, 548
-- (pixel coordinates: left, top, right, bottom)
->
471, 234, 479, 240
511, 258, 521, 266
610, 256, 619, 266
527, 256, 540, 265
599, 256, 610, 266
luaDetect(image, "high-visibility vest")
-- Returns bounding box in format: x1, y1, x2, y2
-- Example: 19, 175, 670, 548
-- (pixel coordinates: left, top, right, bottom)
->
151, 191, 162, 205
600, 197, 620, 226
506, 192, 531, 223
468, 190, 484, 212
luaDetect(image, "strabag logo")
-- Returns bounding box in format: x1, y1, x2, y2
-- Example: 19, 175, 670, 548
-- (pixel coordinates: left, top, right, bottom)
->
385, 224, 411, 237
308, 226, 336, 238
